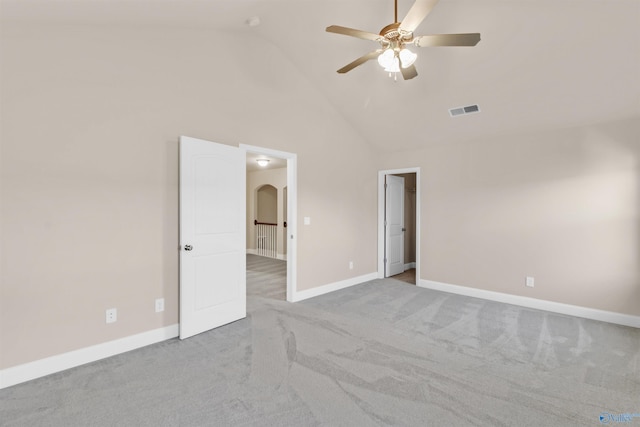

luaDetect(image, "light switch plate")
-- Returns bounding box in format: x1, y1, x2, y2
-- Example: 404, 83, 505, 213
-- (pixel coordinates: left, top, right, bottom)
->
304, 217, 311, 225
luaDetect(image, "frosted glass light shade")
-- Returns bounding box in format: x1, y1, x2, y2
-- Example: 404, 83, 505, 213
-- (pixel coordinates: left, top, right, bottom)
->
377, 49, 394, 69
399, 48, 417, 68
384, 56, 400, 73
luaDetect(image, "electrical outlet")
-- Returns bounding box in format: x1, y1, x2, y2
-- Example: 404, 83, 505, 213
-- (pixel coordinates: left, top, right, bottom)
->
525, 276, 535, 288
155, 298, 165, 313
349, 261, 354, 270
106, 308, 117, 324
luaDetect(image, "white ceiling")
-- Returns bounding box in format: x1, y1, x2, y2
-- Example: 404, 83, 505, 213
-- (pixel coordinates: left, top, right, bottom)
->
3, 0, 639, 152
246, 151, 287, 172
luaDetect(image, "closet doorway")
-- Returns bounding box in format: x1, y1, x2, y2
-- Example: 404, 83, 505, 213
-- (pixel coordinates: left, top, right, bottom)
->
378, 168, 420, 285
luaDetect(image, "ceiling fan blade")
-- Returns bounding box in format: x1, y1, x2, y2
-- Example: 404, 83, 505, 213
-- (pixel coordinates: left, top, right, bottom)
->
337, 50, 383, 74
401, 64, 418, 80
414, 33, 481, 47
326, 25, 382, 42
399, 0, 440, 33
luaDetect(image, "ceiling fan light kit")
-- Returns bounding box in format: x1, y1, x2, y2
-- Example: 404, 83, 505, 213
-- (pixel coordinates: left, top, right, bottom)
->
399, 49, 417, 67
326, 0, 481, 81
378, 46, 417, 70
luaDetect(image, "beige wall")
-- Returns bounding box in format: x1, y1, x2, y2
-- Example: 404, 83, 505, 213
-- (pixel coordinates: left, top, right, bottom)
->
0, 24, 379, 369
381, 117, 640, 316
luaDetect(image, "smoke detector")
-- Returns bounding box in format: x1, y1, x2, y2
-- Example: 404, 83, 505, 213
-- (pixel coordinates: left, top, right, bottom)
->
246, 16, 261, 27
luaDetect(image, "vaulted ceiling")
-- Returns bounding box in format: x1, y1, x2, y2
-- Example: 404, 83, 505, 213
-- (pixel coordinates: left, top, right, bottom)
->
3, 0, 639, 152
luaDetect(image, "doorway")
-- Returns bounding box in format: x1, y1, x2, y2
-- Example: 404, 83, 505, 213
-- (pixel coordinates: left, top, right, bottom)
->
378, 168, 420, 285
241, 144, 297, 302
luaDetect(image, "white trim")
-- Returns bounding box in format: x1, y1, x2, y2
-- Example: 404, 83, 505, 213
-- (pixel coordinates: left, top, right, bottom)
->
246, 248, 258, 255
285, 156, 297, 303
0, 324, 179, 390
240, 144, 297, 303
404, 262, 416, 270
290, 272, 378, 303
378, 168, 421, 282
419, 279, 640, 329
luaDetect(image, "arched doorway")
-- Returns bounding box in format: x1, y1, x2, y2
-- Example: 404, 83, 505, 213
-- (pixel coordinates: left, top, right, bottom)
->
255, 184, 278, 258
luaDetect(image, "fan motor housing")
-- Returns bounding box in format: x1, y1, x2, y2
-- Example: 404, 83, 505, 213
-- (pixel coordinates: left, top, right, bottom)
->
379, 22, 412, 42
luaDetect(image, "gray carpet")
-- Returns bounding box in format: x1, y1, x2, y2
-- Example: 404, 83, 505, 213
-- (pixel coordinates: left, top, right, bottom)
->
1, 254, 638, 426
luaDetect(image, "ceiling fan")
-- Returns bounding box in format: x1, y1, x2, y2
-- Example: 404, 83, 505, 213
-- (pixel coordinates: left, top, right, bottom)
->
326, 0, 480, 80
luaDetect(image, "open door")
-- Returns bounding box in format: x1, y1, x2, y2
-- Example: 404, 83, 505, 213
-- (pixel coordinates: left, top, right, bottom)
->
385, 175, 405, 277
179, 136, 246, 339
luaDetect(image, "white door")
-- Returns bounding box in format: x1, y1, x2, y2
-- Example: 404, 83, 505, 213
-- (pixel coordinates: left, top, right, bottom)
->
385, 175, 405, 277
179, 136, 246, 339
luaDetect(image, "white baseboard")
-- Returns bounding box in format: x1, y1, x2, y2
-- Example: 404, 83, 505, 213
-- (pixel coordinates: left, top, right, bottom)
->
404, 262, 416, 270
277, 253, 287, 261
291, 272, 378, 303
0, 324, 179, 390
419, 279, 640, 329
246, 249, 258, 255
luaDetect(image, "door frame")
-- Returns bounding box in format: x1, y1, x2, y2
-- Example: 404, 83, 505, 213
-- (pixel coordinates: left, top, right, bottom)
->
240, 144, 297, 302
378, 168, 421, 283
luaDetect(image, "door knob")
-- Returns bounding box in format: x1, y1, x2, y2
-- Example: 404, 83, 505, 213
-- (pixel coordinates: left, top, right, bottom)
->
184, 245, 193, 251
